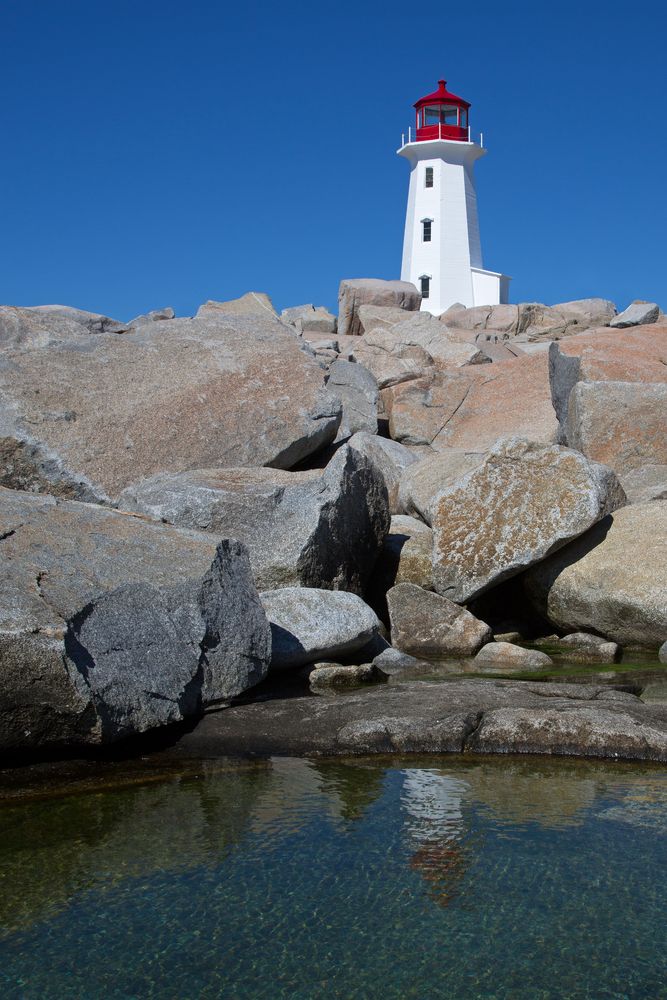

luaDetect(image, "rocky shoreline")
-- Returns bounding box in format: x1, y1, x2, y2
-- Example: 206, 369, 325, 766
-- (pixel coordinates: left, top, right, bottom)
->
0, 282, 665, 766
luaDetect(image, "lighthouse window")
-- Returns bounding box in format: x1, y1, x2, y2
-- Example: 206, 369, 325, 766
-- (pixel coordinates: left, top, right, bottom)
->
425, 167, 433, 188
443, 106, 458, 125
420, 276, 430, 299
422, 220, 432, 242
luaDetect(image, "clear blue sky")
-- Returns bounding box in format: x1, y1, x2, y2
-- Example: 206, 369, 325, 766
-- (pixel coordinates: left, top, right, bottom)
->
2, 0, 665, 320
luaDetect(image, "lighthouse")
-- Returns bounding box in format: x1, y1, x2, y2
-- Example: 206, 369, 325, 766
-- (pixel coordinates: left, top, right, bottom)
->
398, 79, 510, 315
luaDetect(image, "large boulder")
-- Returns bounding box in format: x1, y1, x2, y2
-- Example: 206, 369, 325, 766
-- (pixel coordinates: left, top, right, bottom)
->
609, 301, 660, 328
260, 588, 383, 669
397, 448, 485, 523
387, 583, 491, 657
120, 445, 390, 594
337, 279, 421, 337
0, 304, 127, 348
281, 304, 337, 335
442, 299, 617, 341
327, 360, 379, 440
0, 309, 342, 502
549, 325, 667, 481
387, 353, 559, 451
351, 313, 490, 388
348, 431, 422, 514
0, 487, 271, 751
431, 438, 627, 603
195, 291, 277, 318
525, 501, 667, 646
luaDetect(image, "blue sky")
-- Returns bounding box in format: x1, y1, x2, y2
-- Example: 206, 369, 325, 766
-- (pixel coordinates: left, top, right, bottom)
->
2, 0, 665, 320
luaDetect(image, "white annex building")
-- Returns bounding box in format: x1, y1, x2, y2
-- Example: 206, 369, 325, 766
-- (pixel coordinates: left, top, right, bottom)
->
398, 79, 510, 315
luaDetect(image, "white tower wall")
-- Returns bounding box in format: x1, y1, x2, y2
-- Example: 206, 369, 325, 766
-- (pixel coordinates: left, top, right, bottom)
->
398, 138, 509, 315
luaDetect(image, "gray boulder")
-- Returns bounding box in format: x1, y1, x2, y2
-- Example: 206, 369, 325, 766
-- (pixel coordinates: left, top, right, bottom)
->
372, 515, 434, 597
260, 588, 384, 669
327, 360, 379, 440
474, 642, 553, 671
195, 291, 277, 318
281, 304, 337, 335
128, 307, 175, 326
337, 279, 421, 337
0, 304, 127, 348
431, 438, 627, 603
387, 582, 492, 658
609, 301, 660, 328
372, 646, 428, 674
120, 444, 389, 595
659, 642, 667, 664
525, 501, 667, 646
348, 431, 422, 514
0, 488, 271, 751
0, 309, 342, 502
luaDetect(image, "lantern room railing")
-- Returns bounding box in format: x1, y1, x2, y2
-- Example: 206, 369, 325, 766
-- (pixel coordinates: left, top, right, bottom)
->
400, 125, 484, 147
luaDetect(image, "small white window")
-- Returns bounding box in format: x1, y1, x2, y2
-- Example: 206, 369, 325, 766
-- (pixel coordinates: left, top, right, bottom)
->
425, 167, 433, 188
420, 276, 430, 299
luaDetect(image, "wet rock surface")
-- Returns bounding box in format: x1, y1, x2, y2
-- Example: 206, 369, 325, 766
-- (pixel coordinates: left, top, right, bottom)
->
179, 679, 667, 761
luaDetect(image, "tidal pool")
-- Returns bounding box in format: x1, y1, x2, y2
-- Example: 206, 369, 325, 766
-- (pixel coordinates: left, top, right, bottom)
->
0, 755, 665, 999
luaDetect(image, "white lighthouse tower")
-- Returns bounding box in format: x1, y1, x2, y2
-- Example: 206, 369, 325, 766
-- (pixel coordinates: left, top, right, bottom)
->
398, 79, 510, 315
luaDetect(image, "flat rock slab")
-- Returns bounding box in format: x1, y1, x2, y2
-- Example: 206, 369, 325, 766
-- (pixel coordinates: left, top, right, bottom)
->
178, 679, 667, 762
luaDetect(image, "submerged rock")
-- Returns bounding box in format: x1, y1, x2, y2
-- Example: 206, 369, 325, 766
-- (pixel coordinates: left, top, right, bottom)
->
430, 438, 626, 603
120, 445, 390, 595
260, 588, 384, 670
551, 633, 621, 663
0, 488, 271, 751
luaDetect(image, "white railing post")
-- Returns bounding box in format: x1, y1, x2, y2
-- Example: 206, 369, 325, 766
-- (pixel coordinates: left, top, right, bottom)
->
408, 125, 412, 143
401, 132, 405, 146
480, 131, 484, 148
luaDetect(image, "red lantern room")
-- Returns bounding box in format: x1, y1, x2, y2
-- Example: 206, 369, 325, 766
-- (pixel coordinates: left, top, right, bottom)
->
414, 79, 470, 142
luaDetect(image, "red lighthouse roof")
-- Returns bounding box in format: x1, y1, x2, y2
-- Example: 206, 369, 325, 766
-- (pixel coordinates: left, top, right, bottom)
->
414, 79, 470, 110
413, 78, 471, 142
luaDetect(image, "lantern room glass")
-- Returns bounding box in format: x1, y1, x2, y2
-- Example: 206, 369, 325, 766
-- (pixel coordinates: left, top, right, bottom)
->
420, 105, 467, 128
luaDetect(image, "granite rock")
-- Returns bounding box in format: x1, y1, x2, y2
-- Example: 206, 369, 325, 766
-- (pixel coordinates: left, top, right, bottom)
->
260, 587, 384, 670
525, 501, 667, 646
120, 444, 389, 595
337, 279, 421, 337
431, 438, 626, 603
0, 488, 270, 750
387, 582, 492, 657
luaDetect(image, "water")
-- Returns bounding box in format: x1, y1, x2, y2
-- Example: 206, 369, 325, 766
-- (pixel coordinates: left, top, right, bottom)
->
0, 755, 665, 999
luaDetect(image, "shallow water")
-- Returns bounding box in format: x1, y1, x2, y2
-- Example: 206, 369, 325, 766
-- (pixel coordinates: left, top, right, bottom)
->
0, 755, 665, 999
